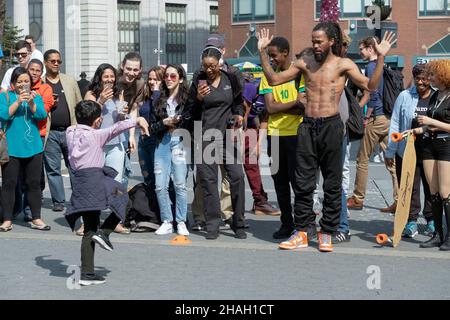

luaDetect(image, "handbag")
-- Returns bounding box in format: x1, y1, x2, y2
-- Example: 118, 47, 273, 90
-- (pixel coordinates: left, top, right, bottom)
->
0, 92, 10, 165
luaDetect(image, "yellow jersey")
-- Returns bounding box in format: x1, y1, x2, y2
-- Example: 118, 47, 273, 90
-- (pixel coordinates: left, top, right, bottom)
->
259, 67, 305, 136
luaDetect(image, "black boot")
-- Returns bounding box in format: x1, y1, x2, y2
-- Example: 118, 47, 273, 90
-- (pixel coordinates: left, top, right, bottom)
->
420, 193, 443, 249
439, 196, 450, 251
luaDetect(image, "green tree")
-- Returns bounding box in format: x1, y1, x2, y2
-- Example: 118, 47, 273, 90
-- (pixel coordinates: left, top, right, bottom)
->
1, 18, 24, 70
0, 0, 5, 43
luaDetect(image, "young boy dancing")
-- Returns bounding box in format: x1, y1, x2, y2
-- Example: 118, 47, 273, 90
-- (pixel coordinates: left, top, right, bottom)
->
65, 100, 149, 286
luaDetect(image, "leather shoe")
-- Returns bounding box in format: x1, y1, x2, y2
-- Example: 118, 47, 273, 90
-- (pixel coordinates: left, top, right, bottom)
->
254, 202, 281, 216
380, 202, 397, 213
347, 197, 363, 210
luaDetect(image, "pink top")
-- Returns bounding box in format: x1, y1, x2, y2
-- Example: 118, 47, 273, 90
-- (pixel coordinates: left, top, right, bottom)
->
67, 119, 137, 170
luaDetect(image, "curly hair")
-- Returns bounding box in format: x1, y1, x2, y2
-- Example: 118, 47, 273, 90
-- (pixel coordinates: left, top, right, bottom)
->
313, 22, 343, 57
427, 59, 450, 89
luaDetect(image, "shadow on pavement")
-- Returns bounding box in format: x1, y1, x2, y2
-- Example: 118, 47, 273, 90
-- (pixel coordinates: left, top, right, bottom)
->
35, 255, 111, 278
245, 218, 287, 244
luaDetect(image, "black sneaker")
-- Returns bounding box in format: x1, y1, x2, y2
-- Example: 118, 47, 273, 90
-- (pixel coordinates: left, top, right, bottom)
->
332, 231, 351, 244
52, 203, 65, 212
439, 238, 450, 251
273, 226, 295, 239
420, 233, 443, 248
223, 218, 250, 229
92, 230, 114, 252
231, 226, 247, 239
191, 222, 206, 231
206, 230, 219, 240
79, 273, 106, 286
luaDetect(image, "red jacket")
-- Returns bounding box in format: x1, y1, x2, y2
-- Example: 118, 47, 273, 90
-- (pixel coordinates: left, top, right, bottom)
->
32, 79, 54, 137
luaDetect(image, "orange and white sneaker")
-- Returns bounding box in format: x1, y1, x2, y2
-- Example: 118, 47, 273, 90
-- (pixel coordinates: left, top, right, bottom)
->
279, 231, 308, 250
318, 232, 333, 252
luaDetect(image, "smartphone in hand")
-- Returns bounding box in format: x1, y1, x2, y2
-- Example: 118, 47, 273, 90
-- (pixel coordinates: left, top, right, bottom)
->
198, 80, 207, 87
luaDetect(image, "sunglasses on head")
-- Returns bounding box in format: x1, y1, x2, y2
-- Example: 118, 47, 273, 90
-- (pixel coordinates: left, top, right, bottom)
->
165, 73, 178, 81
15, 52, 29, 58
48, 59, 63, 65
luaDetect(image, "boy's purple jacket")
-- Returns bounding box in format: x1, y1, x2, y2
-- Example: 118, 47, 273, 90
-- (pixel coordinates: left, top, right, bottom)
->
64, 119, 137, 230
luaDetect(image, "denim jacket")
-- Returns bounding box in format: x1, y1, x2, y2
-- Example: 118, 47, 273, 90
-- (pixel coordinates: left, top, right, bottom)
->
385, 86, 420, 159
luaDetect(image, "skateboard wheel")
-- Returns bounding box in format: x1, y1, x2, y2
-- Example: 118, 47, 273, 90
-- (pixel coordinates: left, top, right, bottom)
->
376, 233, 389, 245
391, 132, 403, 142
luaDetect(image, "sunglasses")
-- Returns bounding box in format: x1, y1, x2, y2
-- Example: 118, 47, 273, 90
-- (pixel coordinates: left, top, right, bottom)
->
48, 59, 63, 65
202, 64, 219, 71
15, 52, 29, 58
165, 73, 178, 81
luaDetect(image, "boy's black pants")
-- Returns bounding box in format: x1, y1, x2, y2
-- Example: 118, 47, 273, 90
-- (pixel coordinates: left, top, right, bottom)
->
293, 114, 344, 234
81, 211, 121, 274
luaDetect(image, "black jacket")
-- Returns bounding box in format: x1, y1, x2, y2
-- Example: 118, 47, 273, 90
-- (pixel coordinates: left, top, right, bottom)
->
65, 167, 129, 230
149, 95, 193, 142
188, 66, 245, 130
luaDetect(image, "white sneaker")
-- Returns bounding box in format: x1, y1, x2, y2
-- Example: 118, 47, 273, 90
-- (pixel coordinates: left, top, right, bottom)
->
155, 221, 174, 235
177, 222, 190, 236
373, 154, 381, 163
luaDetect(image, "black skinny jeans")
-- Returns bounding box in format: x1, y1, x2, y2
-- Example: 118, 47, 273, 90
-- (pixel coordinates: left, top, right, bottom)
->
1, 154, 43, 221
293, 115, 344, 234
268, 135, 298, 229
395, 155, 433, 222
81, 211, 121, 274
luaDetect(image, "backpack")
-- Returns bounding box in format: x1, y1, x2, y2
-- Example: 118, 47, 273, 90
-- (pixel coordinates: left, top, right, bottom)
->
124, 183, 161, 232
382, 66, 404, 116
344, 86, 364, 141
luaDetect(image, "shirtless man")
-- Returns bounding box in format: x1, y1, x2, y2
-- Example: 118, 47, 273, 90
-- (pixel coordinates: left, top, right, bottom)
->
257, 22, 396, 252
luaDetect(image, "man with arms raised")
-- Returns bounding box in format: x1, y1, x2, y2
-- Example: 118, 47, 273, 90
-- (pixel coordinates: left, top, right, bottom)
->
257, 22, 396, 252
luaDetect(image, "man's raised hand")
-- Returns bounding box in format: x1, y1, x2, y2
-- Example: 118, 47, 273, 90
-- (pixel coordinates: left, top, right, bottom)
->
257, 28, 273, 52
374, 31, 397, 57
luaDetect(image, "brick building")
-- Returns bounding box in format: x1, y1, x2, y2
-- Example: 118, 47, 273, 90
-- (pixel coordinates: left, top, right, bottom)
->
218, 0, 449, 84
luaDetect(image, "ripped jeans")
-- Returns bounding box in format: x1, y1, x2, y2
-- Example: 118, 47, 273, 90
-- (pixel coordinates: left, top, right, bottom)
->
154, 133, 188, 223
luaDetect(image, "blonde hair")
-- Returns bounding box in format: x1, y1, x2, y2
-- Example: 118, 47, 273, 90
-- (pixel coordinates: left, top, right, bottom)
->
428, 59, 450, 89
342, 33, 352, 46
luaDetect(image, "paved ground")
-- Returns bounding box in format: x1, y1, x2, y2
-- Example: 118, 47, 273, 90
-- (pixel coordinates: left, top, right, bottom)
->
1, 140, 449, 300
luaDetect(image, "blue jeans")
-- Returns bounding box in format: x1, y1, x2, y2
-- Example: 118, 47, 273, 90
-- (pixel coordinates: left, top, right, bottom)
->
104, 143, 125, 183
44, 130, 74, 205
138, 135, 158, 187
154, 133, 187, 223
338, 133, 350, 233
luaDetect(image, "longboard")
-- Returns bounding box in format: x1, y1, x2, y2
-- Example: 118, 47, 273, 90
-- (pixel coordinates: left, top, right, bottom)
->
376, 131, 416, 247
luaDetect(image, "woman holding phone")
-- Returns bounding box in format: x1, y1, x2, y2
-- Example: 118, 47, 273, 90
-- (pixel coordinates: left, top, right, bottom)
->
0, 67, 49, 232
188, 47, 247, 240
150, 64, 192, 236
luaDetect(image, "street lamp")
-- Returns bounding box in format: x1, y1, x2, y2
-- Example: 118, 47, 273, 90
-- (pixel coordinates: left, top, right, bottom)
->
154, 48, 164, 65
155, 0, 162, 65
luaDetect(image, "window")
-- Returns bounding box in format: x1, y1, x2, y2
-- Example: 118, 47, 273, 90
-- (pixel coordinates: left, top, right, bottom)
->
166, 4, 186, 65
315, 0, 391, 19
210, 6, 219, 33
29, 0, 43, 51
233, 0, 274, 22
428, 34, 450, 54
419, 0, 449, 16
118, 1, 141, 63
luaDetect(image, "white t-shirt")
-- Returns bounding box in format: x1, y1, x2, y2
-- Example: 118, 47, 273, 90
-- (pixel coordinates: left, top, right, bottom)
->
1, 67, 17, 91
30, 49, 44, 63
167, 96, 178, 117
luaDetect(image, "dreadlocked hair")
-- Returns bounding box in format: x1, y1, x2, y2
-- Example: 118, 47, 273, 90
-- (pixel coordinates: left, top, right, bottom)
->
313, 22, 343, 57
